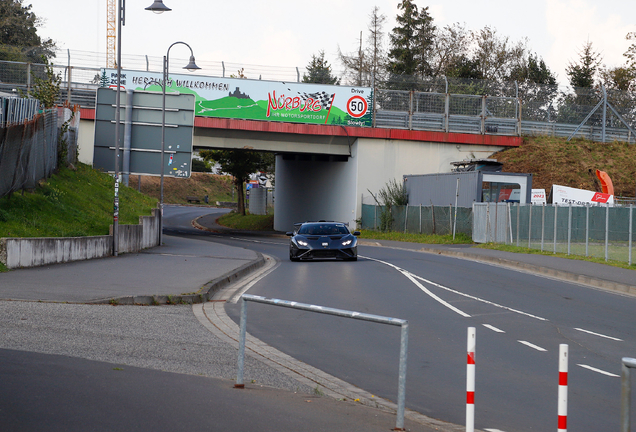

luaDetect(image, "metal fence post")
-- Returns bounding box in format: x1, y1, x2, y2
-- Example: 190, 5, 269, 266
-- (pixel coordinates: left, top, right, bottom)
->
554, 204, 558, 254
621, 357, 636, 432
630, 205, 633, 266
396, 322, 409, 431
586, 204, 590, 257
445, 93, 450, 133
516, 203, 520, 246
404, 204, 409, 234
235, 296, 248, 388
568, 203, 572, 256
528, 204, 533, 248
605, 202, 610, 262
419, 204, 422, 234
480, 95, 486, 134
541, 203, 545, 251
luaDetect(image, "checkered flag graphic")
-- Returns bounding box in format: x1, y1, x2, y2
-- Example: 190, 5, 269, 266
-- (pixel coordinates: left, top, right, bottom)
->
298, 91, 336, 111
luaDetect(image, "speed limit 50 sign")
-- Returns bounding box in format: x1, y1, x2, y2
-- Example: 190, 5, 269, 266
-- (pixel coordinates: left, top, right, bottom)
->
346, 95, 368, 118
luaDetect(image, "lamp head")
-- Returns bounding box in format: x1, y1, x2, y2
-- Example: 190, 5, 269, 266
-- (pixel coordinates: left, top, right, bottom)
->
145, 1, 171, 14
184, 55, 201, 72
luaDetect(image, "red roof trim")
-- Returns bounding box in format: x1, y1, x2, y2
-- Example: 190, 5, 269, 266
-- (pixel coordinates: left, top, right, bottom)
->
79, 108, 521, 147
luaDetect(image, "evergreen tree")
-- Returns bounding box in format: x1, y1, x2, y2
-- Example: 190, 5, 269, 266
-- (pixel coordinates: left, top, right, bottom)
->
387, 0, 435, 78
0, 0, 56, 62
302, 51, 340, 85
99, 70, 109, 87
566, 41, 601, 89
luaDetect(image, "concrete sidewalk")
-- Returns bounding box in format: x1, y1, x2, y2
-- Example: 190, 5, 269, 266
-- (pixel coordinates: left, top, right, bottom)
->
0, 234, 264, 304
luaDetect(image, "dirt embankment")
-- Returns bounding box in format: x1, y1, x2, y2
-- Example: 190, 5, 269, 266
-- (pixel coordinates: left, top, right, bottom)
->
127, 172, 235, 205
492, 136, 636, 197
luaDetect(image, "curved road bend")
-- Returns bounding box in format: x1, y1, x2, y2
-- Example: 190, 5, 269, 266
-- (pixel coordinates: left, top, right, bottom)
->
173, 206, 636, 432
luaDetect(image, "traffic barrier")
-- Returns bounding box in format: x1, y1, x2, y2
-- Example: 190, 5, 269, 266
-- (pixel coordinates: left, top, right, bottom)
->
466, 327, 476, 432
558, 344, 569, 432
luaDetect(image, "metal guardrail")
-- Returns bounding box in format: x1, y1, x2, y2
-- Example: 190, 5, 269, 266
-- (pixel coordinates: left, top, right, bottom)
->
235, 294, 410, 431
622, 357, 636, 432
1, 59, 635, 142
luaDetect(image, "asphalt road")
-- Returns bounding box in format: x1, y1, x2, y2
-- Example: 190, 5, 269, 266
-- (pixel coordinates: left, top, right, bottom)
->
191, 229, 636, 432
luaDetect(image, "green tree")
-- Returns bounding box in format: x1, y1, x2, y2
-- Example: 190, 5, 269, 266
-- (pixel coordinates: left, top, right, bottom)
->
386, 0, 435, 84
303, 51, 340, 85
566, 41, 601, 89
199, 150, 273, 215
0, 0, 56, 62
28, 55, 60, 108
191, 158, 212, 173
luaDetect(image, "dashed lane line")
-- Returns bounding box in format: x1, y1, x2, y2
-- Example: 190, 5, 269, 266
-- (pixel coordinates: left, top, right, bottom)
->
518, 341, 547, 352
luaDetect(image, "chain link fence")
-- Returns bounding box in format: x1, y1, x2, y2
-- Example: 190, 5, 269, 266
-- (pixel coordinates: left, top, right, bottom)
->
473, 203, 636, 265
1, 57, 635, 141
361, 204, 473, 237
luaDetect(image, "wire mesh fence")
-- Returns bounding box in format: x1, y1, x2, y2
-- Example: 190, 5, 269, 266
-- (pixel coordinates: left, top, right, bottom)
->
1, 55, 635, 141
473, 203, 636, 265
361, 204, 473, 237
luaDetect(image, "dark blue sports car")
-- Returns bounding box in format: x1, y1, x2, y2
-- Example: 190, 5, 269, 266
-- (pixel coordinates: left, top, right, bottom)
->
286, 221, 360, 261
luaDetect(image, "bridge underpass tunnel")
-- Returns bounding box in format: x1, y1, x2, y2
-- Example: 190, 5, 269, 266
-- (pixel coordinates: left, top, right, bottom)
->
274, 153, 357, 232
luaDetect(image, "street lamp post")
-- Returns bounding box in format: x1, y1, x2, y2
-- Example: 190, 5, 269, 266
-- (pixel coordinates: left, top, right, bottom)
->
112, 0, 171, 257
159, 42, 200, 245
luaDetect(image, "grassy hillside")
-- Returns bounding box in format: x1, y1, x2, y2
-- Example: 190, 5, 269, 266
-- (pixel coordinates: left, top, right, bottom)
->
127, 172, 235, 205
0, 164, 157, 238
493, 136, 636, 197
0, 166, 236, 239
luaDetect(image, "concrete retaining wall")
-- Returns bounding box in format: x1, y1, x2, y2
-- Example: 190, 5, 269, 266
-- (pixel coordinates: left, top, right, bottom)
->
0, 208, 161, 269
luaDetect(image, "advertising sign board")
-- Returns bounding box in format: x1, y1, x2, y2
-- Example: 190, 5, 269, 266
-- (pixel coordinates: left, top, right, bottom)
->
100, 69, 373, 127
551, 184, 614, 206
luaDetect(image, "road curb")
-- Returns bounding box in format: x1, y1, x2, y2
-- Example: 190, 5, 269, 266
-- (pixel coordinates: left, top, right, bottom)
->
417, 246, 636, 297
87, 253, 267, 306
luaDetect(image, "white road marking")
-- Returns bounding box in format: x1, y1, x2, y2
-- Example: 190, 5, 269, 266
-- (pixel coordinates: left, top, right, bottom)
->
483, 324, 505, 333
362, 256, 471, 317
574, 328, 623, 341
577, 364, 620, 377
408, 273, 548, 322
518, 341, 547, 352
485, 429, 507, 432
361, 255, 548, 322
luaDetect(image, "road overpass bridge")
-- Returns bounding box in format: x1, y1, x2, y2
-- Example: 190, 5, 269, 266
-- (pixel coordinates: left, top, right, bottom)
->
80, 108, 519, 231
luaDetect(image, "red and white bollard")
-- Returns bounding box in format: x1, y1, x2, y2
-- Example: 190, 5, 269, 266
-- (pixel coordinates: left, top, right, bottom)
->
558, 344, 569, 432
466, 327, 476, 432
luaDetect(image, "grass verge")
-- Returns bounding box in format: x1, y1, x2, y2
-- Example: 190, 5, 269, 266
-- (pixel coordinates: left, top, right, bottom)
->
358, 230, 474, 244
476, 243, 636, 271
0, 163, 157, 238
216, 212, 274, 231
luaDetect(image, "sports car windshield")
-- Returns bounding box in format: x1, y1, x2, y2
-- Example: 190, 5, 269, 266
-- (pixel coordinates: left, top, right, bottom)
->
297, 223, 350, 235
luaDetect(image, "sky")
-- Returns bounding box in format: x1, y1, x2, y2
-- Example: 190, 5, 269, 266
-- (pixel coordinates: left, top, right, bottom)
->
26, 0, 636, 86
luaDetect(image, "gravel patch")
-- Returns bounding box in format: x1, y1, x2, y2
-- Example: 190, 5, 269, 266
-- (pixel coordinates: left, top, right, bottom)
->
0, 301, 313, 394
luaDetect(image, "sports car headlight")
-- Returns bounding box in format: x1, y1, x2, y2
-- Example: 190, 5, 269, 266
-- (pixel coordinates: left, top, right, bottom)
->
342, 239, 352, 246
297, 240, 308, 246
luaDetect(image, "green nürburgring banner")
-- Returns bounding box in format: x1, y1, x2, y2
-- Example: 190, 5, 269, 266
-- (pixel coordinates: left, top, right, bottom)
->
101, 69, 373, 127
